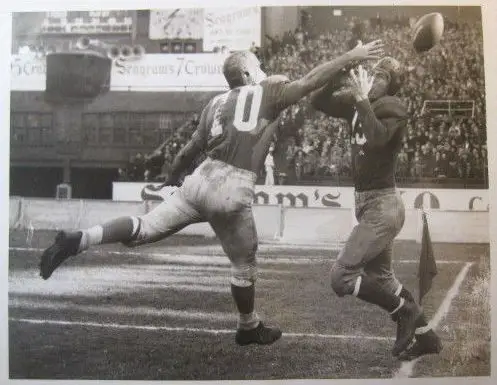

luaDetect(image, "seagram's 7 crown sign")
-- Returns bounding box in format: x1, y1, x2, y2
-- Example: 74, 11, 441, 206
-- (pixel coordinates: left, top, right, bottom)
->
11, 53, 230, 92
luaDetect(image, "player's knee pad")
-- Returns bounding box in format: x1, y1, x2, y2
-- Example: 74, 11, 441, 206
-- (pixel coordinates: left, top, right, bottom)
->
330, 262, 361, 297
230, 263, 257, 287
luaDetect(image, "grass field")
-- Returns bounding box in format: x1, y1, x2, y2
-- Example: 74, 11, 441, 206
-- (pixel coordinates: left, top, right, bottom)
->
8, 229, 490, 380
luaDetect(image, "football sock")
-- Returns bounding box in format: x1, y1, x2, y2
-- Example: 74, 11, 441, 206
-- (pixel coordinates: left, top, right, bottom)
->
238, 312, 260, 331
396, 286, 433, 335
78, 216, 140, 252
231, 283, 260, 330
354, 275, 405, 315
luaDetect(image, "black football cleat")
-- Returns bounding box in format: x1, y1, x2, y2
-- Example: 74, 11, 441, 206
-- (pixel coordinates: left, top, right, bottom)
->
392, 301, 422, 357
398, 332, 443, 361
235, 322, 282, 346
39, 231, 83, 280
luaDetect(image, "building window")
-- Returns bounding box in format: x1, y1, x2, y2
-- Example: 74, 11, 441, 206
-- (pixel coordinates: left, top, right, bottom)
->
11, 113, 26, 143
129, 113, 144, 145
82, 113, 98, 144
81, 111, 188, 146
143, 113, 159, 146
10, 112, 53, 145
113, 112, 129, 145
99, 113, 113, 144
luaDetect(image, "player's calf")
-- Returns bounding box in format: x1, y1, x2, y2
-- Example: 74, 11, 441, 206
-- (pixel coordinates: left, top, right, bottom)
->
231, 264, 282, 346
331, 263, 421, 355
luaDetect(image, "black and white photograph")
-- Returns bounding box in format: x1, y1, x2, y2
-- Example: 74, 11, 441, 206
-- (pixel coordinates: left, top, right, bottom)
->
4, 0, 495, 382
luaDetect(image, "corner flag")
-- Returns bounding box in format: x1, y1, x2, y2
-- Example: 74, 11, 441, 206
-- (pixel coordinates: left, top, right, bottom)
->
418, 211, 437, 304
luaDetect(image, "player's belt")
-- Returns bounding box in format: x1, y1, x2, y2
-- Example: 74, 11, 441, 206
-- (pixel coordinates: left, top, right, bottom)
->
197, 157, 257, 184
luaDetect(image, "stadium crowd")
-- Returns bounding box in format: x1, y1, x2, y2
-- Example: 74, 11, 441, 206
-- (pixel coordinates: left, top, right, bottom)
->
122, 14, 487, 186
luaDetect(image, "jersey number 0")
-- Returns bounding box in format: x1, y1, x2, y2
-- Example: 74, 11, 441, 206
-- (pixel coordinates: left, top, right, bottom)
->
233, 85, 263, 132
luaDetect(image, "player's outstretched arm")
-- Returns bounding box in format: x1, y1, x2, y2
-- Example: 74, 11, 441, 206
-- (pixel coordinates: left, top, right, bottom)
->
349, 66, 408, 147
165, 108, 208, 187
309, 74, 354, 119
280, 40, 384, 108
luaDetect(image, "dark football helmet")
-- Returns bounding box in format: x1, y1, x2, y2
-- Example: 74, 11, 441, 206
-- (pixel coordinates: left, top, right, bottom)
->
371, 56, 404, 97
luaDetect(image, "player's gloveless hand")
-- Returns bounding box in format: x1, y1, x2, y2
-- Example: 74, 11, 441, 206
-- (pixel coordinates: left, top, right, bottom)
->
348, 65, 375, 101
348, 40, 385, 62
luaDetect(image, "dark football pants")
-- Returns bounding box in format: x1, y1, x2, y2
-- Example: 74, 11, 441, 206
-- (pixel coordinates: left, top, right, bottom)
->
127, 157, 259, 286
331, 188, 405, 297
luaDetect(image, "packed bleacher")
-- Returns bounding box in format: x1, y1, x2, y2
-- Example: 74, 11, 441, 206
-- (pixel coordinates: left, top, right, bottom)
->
124, 14, 487, 187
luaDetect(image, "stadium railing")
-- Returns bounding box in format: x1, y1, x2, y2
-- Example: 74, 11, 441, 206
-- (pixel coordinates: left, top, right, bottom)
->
421, 100, 475, 118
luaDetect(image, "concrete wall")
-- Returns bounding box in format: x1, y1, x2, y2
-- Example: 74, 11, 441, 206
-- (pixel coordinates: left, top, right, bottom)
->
9, 197, 489, 244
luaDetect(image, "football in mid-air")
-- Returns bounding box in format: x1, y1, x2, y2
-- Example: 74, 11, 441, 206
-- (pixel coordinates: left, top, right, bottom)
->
412, 12, 444, 53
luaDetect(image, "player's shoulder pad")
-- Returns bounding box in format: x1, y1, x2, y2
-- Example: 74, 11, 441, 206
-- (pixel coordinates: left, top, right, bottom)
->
371, 95, 408, 119
263, 74, 290, 85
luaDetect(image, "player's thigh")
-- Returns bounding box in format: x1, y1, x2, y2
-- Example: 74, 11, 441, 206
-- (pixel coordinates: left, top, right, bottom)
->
364, 241, 401, 294
209, 207, 258, 266
339, 192, 405, 268
365, 241, 394, 272
134, 191, 203, 245
336, 221, 392, 268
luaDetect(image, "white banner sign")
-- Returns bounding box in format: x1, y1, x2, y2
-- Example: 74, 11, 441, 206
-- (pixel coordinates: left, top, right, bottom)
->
112, 182, 489, 212
10, 54, 229, 92
203, 7, 261, 51
110, 54, 229, 91
11, 55, 46, 91
149, 9, 204, 40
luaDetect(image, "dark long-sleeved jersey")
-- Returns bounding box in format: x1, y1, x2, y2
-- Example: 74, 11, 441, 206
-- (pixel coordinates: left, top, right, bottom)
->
313, 91, 408, 191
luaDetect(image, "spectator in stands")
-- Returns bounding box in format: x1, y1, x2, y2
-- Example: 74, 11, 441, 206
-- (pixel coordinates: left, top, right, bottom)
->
434, 151, 446, 179
411, 152, 423, 179
295, 149, 304, 181
264, 145, 275, 186
447, 147, 459, 178
397, 148, 410, 179
117, 168, 127, 181
127, 153, 145, 182
321, 137, 332, 159
329, 148, 342, 177
471, 149, 484, 180
341, 148, 352, 177
144, 169, 151, 182
422, 145, 436, 177
458, 152, 472, 180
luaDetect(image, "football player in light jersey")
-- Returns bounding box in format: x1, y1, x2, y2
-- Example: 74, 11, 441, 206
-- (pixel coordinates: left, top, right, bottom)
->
311, 58, 442, 359
39, 40, 383, 346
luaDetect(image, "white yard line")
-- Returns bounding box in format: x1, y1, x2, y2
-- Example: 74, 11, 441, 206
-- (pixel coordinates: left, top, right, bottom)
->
9, 247, 465, 265
9, 298, 237, 321
8, 317, 394, 342
393, 262, 474, 379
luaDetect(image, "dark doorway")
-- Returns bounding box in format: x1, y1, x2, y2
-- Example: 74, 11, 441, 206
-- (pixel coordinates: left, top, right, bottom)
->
10, 166, 63, 198
71, 167, 119, 200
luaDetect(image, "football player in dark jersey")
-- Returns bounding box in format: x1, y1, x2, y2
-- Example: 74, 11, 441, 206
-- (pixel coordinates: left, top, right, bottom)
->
311, 58, 442, 359
39, 41, 384, 346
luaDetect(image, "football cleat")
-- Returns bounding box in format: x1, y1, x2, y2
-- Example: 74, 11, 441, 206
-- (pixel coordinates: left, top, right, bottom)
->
398, 332, 443, 361
39, 231, 82, 280
392, 301, 422, 357
235, 322, 282, 346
